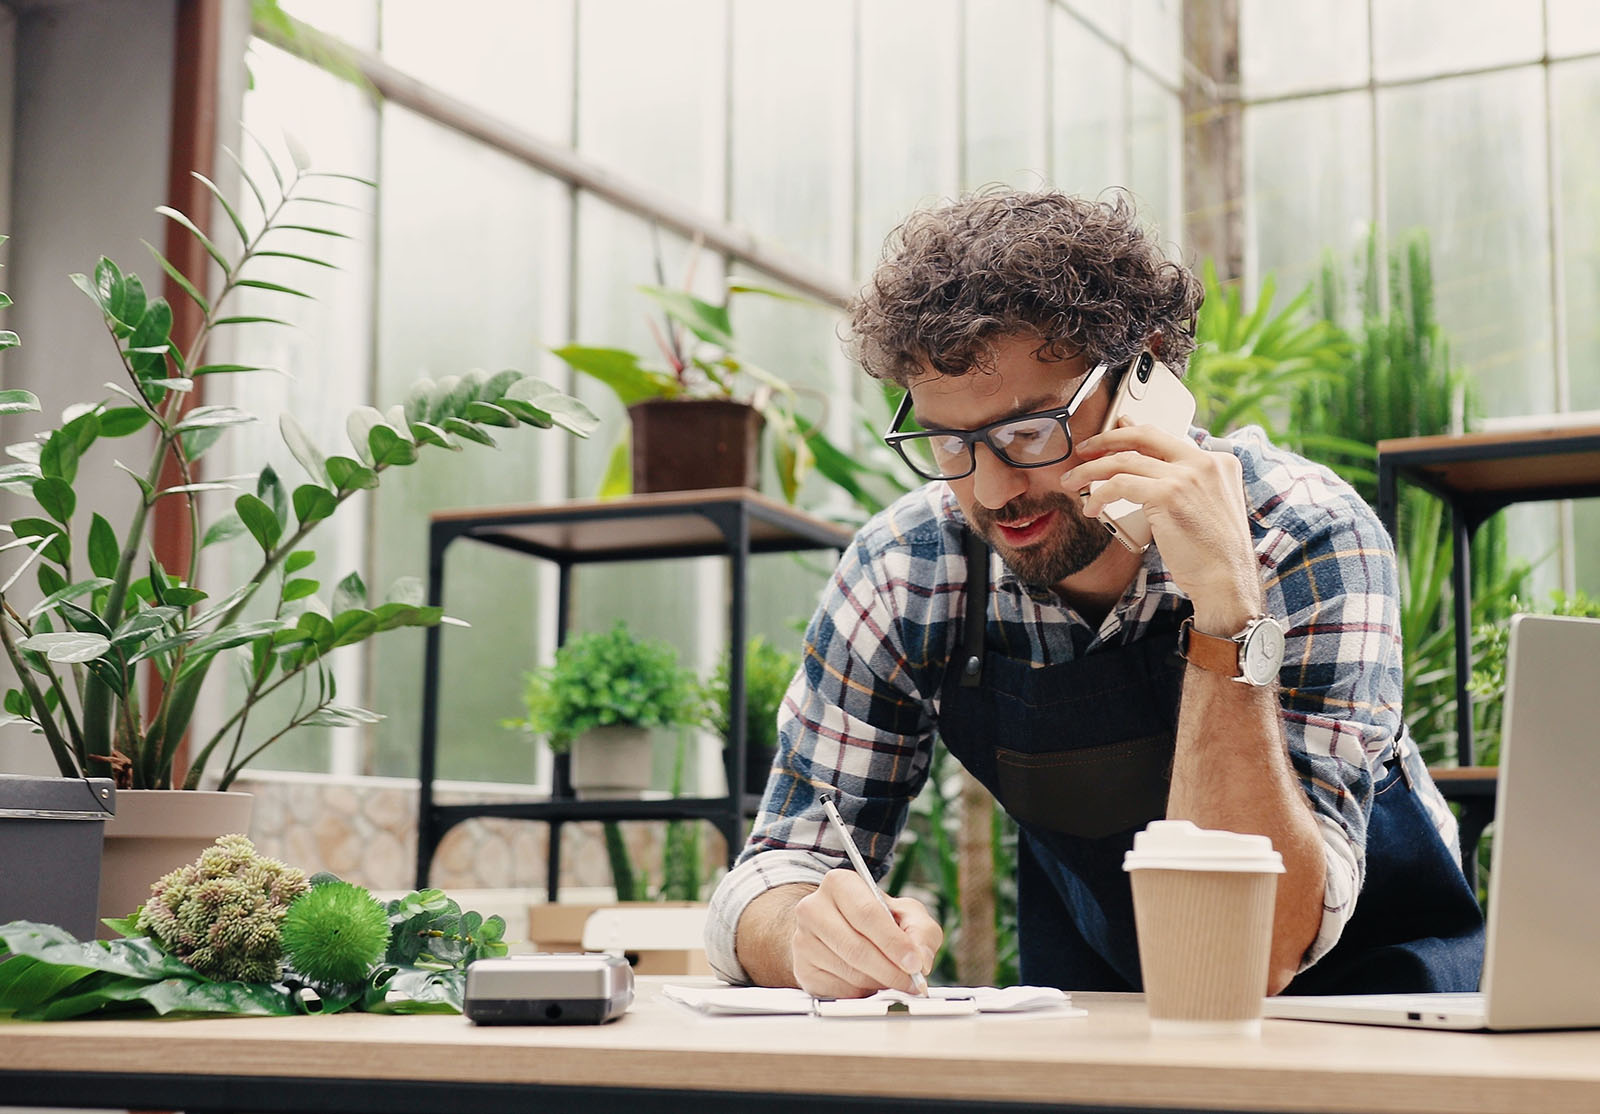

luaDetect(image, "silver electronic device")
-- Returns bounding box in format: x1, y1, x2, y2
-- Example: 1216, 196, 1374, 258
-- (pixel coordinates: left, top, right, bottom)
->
464, 953, 634, 1025
1265, 614, 1600, 1031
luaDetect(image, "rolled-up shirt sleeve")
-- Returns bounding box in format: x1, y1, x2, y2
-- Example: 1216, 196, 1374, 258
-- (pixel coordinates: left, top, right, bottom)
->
1255, 462, 1421, 971
705, 525, 940, 984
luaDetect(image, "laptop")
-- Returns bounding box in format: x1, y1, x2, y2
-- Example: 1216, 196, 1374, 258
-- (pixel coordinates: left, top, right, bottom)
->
1263, 613, 1600, 1031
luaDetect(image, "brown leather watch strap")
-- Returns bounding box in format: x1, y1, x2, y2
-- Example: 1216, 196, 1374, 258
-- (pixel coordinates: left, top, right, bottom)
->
1178, 616, 1242, 678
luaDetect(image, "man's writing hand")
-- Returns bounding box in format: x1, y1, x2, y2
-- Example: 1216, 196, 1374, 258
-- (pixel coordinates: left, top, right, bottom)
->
790, 869, 942, 998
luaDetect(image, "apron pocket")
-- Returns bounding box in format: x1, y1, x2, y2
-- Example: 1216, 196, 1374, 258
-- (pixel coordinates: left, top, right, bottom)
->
995, 733, 1175, 840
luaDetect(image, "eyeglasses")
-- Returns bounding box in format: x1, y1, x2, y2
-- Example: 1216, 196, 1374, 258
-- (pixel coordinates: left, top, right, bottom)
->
882, 361, 1112, 481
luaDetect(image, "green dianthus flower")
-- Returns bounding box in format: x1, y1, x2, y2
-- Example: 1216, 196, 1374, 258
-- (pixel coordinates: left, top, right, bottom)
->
280, 881, 392, 985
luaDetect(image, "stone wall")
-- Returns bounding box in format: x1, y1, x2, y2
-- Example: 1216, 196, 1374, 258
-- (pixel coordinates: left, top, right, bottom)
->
233, 770, 727, 896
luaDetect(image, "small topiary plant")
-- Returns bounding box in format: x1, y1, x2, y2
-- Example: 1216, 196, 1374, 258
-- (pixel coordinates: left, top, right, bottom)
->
507, 620, 703, 752
704, 634, 799, 794
135, 833, 308, 982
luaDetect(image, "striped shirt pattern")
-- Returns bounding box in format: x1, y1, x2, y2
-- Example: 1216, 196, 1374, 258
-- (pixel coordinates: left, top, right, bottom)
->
705, 426, 1459, 984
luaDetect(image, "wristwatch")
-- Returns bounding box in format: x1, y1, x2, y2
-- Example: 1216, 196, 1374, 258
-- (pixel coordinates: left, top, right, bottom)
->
1177, 614, 1286, 687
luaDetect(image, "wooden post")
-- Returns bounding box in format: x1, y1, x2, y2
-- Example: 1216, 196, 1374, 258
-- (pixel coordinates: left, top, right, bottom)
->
956, 767, 996, 985
1182, 0, 1244, 283
147, 0, 220, 781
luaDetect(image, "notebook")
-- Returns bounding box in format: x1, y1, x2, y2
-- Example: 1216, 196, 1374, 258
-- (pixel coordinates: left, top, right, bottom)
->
1264, 613, 1600, 1031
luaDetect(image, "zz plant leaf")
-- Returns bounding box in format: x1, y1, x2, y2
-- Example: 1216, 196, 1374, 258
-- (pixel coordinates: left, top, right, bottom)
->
0, 149, 591, 791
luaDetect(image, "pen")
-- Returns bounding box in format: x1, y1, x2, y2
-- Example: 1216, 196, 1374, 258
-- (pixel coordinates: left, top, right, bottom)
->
818, 791, 929, 996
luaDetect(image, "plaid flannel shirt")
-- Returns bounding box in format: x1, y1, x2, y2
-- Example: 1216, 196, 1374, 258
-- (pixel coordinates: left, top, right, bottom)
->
705, 426, 1458, 984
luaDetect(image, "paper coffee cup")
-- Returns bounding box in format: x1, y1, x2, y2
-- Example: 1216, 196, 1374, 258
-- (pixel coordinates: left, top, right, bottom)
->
1123, 820, 1284, 1038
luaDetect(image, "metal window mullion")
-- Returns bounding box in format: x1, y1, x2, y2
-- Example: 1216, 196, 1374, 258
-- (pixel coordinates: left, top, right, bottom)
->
337, 0, 386, 780
1042, 0, 1055, 184
1047, 0, 1178, 95
956, 0, 969, 189
1540, 0, 1577, 590
1367, 0, 1387, 318
1241, 44, 1600, 111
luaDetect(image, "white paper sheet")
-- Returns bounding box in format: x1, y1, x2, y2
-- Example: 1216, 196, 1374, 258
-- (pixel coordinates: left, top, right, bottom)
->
661, 983, 1083, 1018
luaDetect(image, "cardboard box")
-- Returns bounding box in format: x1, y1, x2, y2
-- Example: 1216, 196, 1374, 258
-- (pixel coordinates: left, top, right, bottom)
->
527, 900, 712, 976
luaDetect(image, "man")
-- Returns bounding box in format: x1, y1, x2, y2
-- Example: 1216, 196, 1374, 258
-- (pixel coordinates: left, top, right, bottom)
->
705, 190, 1483, 998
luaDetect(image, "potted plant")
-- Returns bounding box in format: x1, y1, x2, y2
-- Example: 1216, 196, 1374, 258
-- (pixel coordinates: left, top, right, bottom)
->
507, 621, 702, 799
703, 634, 798, 797
0, 151, 597, 927
551, 277, 816, 501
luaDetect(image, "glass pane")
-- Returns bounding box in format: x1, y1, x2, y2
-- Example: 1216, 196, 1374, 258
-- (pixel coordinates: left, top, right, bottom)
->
1373, 0, 1542, 83
729, 0, 853, 276
566, 0, 731, 788
1381, 69, 1555, 420
280, 0, 375, 44
1554, 58, 1600, 412
215, 40, 379, 776
1504, 502, 1563, 602
1245, 92, 1373, 303
1572, 500, 1600, 602
1061, 0, 1125, 44
570, 0, 727, 489
576, 0, 726, 214
964, 0, 1049, 189
1128, 0, 1181, 86
857, 0, 961, 277
379, 0, 573, 138
1548, 0, 1600, 58
367, 105, 574, 782
1127, 68, 1180, 240
1051, 12, 1125, 196
1240, 0, 1369, 99
726, 0, 859, 696
0, 8, 11, 290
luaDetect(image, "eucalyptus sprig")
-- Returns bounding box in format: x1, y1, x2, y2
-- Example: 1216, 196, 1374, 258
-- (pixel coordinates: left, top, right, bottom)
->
0, 142, 598, 789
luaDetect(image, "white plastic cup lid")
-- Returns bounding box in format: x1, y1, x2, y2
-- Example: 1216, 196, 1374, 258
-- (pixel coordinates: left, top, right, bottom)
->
1122, 819, 1285, 873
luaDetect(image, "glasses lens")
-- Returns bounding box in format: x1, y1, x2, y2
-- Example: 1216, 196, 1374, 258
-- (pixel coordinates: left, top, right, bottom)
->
990, 416, 1070, 466
898, 432, 971, 478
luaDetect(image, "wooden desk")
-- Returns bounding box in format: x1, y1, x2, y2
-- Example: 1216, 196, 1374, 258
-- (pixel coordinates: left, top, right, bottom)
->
4, 979, 1600, 1114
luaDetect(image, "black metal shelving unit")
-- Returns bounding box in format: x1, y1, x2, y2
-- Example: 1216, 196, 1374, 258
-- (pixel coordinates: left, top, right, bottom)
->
1376, 423, 1600, 885
414, 487, 852, 899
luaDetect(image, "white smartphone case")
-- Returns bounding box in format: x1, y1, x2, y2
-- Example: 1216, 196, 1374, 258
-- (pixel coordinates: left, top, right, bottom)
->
1092, 352, 1196, 551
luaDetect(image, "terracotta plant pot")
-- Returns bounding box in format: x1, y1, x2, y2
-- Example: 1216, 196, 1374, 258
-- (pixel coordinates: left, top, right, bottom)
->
569, 726, 654, 799
627, 398, 763, 493
96, 789, 254, 936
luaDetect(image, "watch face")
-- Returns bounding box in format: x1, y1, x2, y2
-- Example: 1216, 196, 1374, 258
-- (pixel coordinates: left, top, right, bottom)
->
1242, 619, 1286, 686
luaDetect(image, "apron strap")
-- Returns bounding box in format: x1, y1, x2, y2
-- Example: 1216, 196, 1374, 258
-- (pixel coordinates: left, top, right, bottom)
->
960, 528, 989, 688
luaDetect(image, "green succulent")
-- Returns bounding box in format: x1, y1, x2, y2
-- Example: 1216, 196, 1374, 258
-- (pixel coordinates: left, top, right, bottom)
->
135, 833, 309, 982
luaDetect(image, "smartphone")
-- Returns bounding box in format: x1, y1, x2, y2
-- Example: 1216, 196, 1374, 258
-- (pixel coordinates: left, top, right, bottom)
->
1091, 350, 1197, 552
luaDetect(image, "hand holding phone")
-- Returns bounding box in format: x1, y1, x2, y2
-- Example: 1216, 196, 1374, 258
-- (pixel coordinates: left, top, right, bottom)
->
1091, 350, 1197, 552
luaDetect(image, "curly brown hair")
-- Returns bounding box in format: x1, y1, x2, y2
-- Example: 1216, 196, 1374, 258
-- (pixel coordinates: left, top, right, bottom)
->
845, 189, 1203, 385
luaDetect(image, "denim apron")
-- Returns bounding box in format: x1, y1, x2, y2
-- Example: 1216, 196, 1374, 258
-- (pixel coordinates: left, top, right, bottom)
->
935, 529, 1484, 993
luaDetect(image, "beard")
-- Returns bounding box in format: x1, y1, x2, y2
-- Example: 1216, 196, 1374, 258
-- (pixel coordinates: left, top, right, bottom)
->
969, 491, 1114, 588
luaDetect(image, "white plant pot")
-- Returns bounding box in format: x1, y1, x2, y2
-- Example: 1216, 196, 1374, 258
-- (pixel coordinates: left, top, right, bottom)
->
96, 789, 254, 936
569, 726, 654, 799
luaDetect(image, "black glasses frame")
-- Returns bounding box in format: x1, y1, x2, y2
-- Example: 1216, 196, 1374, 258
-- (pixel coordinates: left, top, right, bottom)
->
882, 360, 1114, 481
